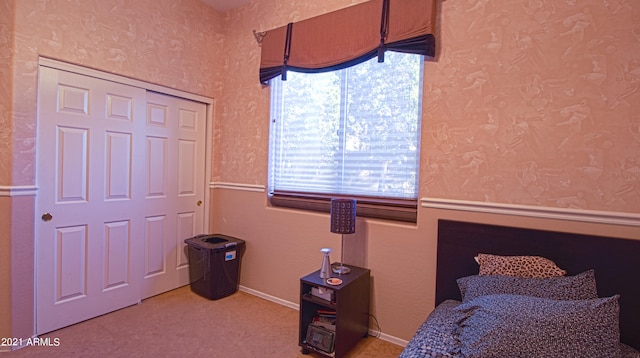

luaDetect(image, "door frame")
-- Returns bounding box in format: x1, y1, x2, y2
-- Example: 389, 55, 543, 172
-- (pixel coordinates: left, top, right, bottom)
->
35, 56, 214, 325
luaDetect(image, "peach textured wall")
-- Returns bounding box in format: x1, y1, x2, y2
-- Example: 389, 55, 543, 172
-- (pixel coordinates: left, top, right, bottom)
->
421, 0, 640, 213
0, 0, 15, 185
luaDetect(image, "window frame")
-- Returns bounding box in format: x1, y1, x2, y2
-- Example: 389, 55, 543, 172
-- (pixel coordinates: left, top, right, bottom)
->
267, 53, 424, 223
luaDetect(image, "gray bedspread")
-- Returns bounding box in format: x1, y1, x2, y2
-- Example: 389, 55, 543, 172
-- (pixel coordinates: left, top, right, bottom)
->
399, 299, 640, 358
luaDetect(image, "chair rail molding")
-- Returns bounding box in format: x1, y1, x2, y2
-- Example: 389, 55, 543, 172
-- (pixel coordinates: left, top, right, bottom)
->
210, 182, 266, 192
0, 185, 38, 197
421, 197, 640, 227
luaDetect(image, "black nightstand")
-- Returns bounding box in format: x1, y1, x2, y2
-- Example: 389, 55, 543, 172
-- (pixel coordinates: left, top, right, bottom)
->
299, 265, 371, 357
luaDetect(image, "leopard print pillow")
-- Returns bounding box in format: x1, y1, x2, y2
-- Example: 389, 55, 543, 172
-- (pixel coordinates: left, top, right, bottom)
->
476, 253, 566, 278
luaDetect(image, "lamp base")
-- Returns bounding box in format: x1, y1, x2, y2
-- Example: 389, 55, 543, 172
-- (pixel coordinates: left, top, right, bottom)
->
332, 263, 351, 275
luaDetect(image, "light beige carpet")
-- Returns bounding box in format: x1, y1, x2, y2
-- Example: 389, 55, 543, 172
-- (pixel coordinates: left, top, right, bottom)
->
8, 286, 404, 357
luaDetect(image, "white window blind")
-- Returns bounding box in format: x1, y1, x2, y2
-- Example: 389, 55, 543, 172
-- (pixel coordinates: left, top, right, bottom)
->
268, 52, 423, 206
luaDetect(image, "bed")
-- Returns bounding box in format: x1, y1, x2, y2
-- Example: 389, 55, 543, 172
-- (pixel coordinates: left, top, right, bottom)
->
400, 219, 640, 357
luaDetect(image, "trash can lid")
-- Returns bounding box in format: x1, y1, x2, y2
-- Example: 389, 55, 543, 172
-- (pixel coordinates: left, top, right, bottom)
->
184, 234, 244, 251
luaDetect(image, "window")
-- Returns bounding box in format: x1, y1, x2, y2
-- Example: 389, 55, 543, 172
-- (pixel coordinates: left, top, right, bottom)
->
268, 52, 424, 222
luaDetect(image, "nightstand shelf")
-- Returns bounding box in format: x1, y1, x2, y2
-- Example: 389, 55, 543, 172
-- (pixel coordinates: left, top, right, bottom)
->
299, 265, 370, 358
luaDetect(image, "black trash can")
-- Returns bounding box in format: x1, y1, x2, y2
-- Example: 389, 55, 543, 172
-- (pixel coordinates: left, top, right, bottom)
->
184, 234, 245, 300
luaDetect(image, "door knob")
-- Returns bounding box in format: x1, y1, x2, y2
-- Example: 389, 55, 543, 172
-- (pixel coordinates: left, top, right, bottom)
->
41, 213, 53, 222
196, 200, 203, 207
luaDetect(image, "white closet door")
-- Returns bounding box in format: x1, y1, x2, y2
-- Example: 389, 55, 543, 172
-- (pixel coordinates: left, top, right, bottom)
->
141, 92, 206, 299
36, 66, 147, 334
36, 67, 207, 334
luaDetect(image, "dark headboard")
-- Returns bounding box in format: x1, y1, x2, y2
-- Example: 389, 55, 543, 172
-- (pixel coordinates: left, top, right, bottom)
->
435, 219, 640, 351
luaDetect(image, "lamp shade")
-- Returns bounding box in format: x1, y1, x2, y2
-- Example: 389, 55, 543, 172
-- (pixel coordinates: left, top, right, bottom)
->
330, 199, 357, 234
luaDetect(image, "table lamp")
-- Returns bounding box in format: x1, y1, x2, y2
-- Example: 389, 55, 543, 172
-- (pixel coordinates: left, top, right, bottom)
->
330, 198, 356, 275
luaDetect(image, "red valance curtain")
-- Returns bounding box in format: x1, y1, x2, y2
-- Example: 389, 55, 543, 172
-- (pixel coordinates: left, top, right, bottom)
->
259, 0, 436, 84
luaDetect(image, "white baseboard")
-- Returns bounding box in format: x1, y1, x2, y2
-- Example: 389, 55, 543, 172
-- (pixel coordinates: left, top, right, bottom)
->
238, 285, 407, 348
239, 285, 299, 311
372, 331, 408, 347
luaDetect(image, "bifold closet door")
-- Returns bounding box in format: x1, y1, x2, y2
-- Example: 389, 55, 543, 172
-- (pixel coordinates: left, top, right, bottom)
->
36, 66, 147, 334
141, 92, 206, 299
36, 67, 207, 334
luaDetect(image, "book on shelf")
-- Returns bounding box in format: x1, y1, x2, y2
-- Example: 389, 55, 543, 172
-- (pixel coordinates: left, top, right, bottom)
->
311, 316, 336, 331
